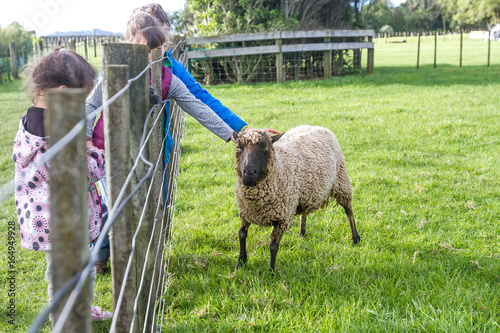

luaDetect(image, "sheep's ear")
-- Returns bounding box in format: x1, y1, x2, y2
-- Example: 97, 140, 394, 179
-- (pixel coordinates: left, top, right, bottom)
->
231, 131, 239, 142
271, 132, 285, 143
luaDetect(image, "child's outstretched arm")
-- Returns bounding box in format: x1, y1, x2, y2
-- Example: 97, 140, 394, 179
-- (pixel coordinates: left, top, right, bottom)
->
86, 81, 103, 139
169, 55, 247, 132
167, 75, 234, 142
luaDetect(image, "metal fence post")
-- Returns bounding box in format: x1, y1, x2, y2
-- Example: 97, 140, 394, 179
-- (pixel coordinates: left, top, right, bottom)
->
46, 88, 91, 333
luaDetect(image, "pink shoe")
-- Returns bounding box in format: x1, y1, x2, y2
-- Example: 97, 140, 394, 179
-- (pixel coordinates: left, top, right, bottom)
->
90, 305, 113, 321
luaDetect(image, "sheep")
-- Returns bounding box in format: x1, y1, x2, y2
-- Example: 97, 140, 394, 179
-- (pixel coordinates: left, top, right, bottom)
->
233, 125, 360, 271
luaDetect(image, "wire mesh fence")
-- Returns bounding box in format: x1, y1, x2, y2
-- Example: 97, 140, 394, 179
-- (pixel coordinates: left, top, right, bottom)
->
10, 41, 189, 333
187, 30, 374, 85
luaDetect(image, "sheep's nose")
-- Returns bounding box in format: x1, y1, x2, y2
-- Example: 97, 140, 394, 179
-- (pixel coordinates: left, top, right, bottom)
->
244, 169, 256, 177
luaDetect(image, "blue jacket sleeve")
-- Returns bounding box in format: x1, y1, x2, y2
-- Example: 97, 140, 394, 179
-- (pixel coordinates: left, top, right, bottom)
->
168, 53, 247, 132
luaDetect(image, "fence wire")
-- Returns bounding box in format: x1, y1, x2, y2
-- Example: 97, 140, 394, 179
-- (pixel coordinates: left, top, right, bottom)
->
24, 41, 188, 332
188, 36, 366, 85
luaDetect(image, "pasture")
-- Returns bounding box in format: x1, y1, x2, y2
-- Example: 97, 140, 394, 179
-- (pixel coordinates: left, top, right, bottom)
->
0, 38, 499, 332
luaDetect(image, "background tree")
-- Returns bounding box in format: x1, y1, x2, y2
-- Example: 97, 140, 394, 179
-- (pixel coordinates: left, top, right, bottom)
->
0, 22, 33, 58
453, 0, 500, 29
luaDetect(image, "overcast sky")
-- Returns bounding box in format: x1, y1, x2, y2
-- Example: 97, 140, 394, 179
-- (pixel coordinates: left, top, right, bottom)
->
0, 0, 186, 36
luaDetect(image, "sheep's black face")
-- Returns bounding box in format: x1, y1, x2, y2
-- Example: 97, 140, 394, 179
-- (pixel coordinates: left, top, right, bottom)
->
236, 132, 272, 187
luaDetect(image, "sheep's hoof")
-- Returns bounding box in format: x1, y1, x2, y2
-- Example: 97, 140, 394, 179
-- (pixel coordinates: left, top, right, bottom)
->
353, 235, 361, 245
235, 260, 245, 270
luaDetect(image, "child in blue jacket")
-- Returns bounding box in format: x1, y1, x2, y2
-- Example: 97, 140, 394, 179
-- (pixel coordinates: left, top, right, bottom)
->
133, 3, 248, 134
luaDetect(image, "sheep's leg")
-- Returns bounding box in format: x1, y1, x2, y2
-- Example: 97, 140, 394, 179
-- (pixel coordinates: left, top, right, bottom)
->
300, 214, 307, 237
270, 224, 284, 271
343, 203, 360, 244
235, 222, 250, 270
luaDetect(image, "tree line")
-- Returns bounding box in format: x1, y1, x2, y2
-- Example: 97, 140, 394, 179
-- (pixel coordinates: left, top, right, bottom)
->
171, 0, 500, 34
0, 22, 34, 81
0, 22, 33, 57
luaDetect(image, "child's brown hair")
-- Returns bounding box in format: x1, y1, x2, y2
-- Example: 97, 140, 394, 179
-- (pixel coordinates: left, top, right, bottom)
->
133, 3, 170, 28
23, 47, 97, 102
125, 11, 166, 50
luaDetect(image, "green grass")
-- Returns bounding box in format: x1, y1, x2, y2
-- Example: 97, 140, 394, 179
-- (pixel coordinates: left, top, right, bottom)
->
1, 38, 500, 332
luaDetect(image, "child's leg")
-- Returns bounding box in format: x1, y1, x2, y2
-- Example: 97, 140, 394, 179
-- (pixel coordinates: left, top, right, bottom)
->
95, 174, 111, 273
88, 244, 96, 303
89, 243, 112, 321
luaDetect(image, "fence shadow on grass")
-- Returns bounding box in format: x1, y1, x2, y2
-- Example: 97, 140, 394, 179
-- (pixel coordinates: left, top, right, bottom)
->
367, 65, 500, 88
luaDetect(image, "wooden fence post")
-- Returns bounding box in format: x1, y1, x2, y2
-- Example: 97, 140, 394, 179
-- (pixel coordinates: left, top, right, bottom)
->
367, 36, 374, 74
434, 31, 437, 68
417, 32, 421, 69
487, 30, 491, 67
460, 29, 463, 67
9, 43, 18, 79
323, 37, 332, 79
102, 63, 133, 333
276, 37, 284, 83
103, 42, 149, 333
145, 48, 164, 333
93, 30, 97, 58
6, 50, 11, 81
38, 40, 44, 56
46, 88, 91, 333
84, 36, 89, 59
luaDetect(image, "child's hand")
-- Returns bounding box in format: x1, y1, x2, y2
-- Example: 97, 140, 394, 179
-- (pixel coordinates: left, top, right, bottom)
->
230, 131, 238, 143
87, 139, 96, 150
86, 140, 105, 157
264, 128, 281, 135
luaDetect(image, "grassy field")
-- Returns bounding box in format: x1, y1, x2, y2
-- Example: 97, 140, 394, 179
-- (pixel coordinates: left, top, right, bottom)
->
1, 37, 499, 332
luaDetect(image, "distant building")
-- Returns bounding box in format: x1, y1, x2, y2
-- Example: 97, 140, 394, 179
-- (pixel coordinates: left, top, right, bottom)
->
492, 24, 500, 41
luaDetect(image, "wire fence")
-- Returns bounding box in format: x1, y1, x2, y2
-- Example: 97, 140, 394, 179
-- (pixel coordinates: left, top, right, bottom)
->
2, 40, 188, 332
186, 30, 375, 85
37, 35, 124, 59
